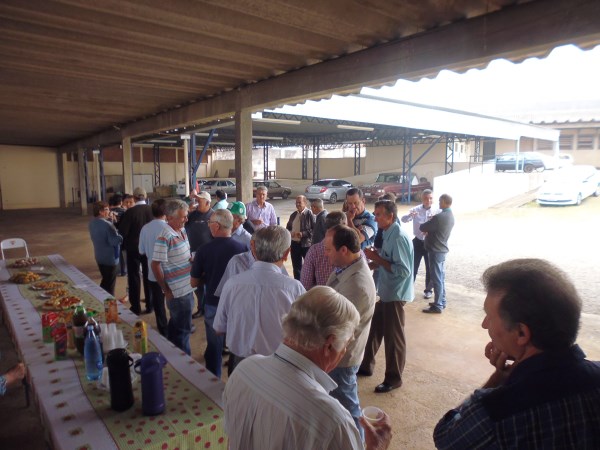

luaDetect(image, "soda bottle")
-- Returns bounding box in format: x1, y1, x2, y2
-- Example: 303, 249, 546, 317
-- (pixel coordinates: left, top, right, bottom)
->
87, 311, 103, 357
84, 325, 103, 381
72, 305, 87, 355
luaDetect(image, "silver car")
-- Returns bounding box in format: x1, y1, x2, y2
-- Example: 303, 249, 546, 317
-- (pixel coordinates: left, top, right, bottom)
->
202, 179, 237, 196
305, 179, 353, 204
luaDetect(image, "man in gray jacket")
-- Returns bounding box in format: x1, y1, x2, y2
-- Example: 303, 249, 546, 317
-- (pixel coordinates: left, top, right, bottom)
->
420, 194, 455, 314
325, 224, 376, 439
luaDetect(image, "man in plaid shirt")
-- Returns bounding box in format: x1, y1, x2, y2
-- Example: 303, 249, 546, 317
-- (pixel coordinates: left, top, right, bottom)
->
434, 259, 600, 449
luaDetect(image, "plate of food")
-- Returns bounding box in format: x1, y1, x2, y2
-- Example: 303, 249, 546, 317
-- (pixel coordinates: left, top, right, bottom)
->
39, 288, 70, 299
9, 271, 50, 284
9, 258, 39, 268
31, 280, 67, 290
42, 296, 83, 311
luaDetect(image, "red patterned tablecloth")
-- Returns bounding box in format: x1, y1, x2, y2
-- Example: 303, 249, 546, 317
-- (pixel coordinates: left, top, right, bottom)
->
0, 255, 227, 450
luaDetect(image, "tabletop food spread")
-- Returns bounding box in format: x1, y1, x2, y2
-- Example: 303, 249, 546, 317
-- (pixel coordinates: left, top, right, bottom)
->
0, 255, 227, 450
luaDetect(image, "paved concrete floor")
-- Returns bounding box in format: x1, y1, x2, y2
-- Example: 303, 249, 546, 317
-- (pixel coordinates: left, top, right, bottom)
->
1, 198, 599, 449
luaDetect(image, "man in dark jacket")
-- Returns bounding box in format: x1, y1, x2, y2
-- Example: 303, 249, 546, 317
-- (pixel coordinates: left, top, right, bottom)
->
118, 187, 153, 315
286, 195, 315, 280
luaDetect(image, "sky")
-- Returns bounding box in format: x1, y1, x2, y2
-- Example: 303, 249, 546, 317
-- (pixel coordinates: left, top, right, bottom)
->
363, 44, 600, 124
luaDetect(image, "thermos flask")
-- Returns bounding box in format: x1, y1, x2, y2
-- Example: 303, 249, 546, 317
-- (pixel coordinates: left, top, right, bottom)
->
134, 352, 167, 416
106, 348, 134, 411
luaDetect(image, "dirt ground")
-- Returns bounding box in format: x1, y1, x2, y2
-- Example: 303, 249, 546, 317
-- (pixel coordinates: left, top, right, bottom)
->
1, 192, 599, 449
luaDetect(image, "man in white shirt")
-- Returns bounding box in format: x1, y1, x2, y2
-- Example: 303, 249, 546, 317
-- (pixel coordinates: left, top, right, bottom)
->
214, 225, 305, 374
223, 286, 392, 450
400, 189, 439, 299
138, 199, 169, 336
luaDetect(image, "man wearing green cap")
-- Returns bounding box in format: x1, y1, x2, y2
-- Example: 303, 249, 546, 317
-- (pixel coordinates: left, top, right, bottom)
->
228, 201, 252, 250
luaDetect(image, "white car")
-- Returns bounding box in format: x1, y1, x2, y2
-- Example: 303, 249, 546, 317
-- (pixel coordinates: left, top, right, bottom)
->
536, 165, 600, 206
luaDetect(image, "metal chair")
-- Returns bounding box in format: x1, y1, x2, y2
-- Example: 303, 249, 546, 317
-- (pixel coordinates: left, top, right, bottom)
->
1, 238, 29, 259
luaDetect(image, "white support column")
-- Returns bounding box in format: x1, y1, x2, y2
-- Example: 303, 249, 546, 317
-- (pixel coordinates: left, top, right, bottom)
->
92, 150, 102, 201
181, 135, 191, 197
235, 110, 253, 203
77, 148, 88, 216
122, 137, 133, 194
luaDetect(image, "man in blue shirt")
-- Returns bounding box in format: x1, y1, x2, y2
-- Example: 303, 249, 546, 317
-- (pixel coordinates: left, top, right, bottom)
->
434, 258, 600, 449
359, 200, 414, 393
345, 188, 377, 250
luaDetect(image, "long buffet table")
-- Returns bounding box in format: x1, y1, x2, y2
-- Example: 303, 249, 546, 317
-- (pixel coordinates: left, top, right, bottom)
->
0, 255, 227, 450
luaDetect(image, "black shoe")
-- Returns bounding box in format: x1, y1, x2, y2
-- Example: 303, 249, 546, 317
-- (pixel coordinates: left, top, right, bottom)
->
141, 308, 153, 315
129, 307, 141, 315
357, 368, 373, 377
192, 310, 203, 319
375, 382, 401, 393
422, 306, 443, 314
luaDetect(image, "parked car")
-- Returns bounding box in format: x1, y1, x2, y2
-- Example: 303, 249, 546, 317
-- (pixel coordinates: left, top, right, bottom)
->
495, 152, 552, 173
358, 172, 431, 201
305, 179, 353, 203
202, 179, 237, 196
252, 180, 291, 199
536, 165, 600, 206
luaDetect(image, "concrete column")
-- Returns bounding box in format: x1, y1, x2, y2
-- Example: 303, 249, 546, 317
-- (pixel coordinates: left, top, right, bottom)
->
122, 137, 133, 194
182, 136, 191, 197
57, 152, 67, 208
235, 110, 253, 203
92, 150, 102, 201
77, 148, 88, 216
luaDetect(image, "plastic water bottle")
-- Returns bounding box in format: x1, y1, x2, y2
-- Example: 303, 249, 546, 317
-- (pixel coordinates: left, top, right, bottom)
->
84, 325, 103, 381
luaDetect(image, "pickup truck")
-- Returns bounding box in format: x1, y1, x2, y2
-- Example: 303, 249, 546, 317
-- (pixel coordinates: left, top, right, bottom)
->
359, 172, 432, 201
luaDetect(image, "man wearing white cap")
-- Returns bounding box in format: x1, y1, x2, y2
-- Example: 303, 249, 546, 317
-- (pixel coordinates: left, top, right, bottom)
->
228, 201, 251, 250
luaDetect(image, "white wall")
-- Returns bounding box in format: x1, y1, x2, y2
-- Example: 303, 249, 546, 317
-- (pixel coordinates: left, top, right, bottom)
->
0, 145, 60, 209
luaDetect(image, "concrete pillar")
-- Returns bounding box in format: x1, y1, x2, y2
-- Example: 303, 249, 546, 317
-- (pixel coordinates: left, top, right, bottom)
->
235, 110, 253, 203
122, 137, 133, 194
77, 148, 88, 216
57, 152, 67, 208
182, 136, 191, 197
92, 150, 102, 201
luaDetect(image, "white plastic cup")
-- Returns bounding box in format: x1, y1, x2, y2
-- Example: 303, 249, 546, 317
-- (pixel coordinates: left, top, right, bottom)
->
116, 330, 125, 348
362, 406, 384, 424
104, 330, 115, 352
108, 323, 117, 334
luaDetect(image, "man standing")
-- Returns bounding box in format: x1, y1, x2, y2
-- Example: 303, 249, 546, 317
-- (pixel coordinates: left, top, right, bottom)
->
213, 226, 305, 374
227, 201, 252, 250
213, 189, 228, 210
310, 198, 328, 244
139, 199, 169, 337
223, 286, 392, 450
345, 188, 377, 249
151, 200, 195, 354
118, 187, 153, 315
245, 185, 277, 231
286, 195, 315, 280
191, 209, 246, 377
434, 259, 600, 449
89, 201, 123, 296
420, 194, 455, 314
185, 191, 214, 319
360, 200, 414, 393
300, 211, 347, 290
401, 189, 439, 300
324, 225, 376, 438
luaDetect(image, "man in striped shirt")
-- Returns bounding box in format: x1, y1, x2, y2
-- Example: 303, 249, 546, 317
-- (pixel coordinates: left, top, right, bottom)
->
151, 199, 195, 355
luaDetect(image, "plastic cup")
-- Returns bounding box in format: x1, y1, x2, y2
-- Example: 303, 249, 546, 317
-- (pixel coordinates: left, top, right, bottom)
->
362, 406, 384, 424
116, 330, 125, 348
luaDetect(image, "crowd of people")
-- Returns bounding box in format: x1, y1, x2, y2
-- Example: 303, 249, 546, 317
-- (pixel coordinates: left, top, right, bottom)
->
83, 183, 600, 449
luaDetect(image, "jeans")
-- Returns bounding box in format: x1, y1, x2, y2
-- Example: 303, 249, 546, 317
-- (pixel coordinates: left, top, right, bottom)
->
125, 250, 151, 314
203, 304, 225, 377
428, 251, 447, 309
329, 365, 363, 441
166, 292, 194, 355
149, 281, 168, 337
290, 241, 309, 280
413, 237, 433, 293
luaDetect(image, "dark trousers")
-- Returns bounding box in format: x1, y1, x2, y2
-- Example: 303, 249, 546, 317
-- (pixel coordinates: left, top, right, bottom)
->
119, 248, 127, 275
413, 237, 433, 293
359, 301, 406, 387
290, 241, 309, 280
125, 250, 151, 314
148, 280, 168, 337
227, 353, 245, 377
98, 263, 118, 296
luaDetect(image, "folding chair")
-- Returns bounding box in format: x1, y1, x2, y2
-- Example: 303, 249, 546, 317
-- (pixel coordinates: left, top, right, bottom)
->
1, 238, 29, 259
